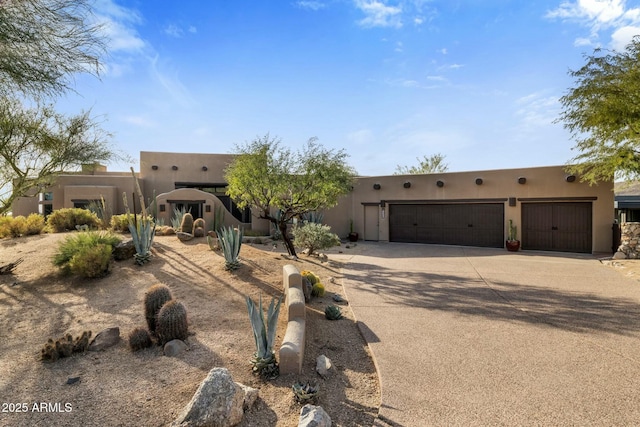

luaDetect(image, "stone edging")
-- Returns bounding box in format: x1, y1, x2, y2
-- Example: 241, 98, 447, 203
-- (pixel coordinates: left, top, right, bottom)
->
279, 264, 306, 374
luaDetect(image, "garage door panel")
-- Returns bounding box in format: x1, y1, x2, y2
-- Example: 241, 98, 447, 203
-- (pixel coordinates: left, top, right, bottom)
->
522, 202, 592, 253
389, 203, 504, 248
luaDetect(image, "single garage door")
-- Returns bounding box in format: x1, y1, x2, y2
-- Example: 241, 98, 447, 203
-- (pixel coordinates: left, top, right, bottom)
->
389, 203, 504, 248
521, 202, 592, 253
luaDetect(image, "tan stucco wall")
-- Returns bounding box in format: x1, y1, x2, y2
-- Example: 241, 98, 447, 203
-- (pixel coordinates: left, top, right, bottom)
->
12, 173, 134, 217
321, 166, 613, 253
139, 151, 235, 196
9, 155, 614, 254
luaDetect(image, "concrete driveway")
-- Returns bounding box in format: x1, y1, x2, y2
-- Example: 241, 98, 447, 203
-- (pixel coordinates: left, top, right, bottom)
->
339, 243, 640, 426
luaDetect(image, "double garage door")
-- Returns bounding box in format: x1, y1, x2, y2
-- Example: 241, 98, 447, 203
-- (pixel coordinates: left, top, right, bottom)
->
389, 201, 593, 253
389, 203, 504, 248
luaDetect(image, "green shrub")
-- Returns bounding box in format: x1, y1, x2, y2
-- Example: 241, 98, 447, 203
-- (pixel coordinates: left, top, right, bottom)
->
68, 243, 113, 278
47, 208, 100, 232
292, 222, 340, 256
53, 231, 121, 276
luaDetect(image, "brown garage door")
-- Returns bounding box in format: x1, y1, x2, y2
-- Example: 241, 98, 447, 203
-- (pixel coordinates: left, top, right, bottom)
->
389, 203, 504, 248
521, 202, 592, 253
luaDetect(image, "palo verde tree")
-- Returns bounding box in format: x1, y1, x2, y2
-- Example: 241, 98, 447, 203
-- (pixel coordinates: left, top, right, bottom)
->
559, 36, 640, 184
0, 0, 119, 214
394, 153, 449, 174
0, 97, 115, 215
0, 0, 104, 99
225, 135, 356, 258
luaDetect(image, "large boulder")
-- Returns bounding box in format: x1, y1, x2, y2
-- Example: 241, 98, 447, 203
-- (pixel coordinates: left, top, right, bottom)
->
113, 240, 136, 261
172, 368, 257, 427
298, 404, 331, 427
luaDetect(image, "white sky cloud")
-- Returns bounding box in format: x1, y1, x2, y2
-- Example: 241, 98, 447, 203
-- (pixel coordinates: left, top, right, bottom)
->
355, 0, 403, 28
93, 0, 145, 53
295, 1, 326, 10
547, 0, 640, 49
164, 24, 183, 38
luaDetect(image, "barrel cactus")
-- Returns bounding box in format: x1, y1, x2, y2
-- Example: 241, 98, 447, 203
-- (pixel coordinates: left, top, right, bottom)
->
144, 284, 173, 334
156, 300, 189, 345
192, 218, 205, 237
128, 327, 153, 351
180, 212, 194, 234
311, 282, 325, 297
301, 270, 319, 285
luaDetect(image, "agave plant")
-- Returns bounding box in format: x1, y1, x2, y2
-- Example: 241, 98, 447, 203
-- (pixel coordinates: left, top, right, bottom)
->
292, 381, 319, 403
246, 293, 282, 379
123, 168, 156, 265
218, 226, 243, 270
325, 304, 343, 320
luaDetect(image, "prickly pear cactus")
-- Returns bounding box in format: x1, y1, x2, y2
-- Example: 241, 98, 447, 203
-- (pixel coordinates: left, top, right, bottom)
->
180, 213, 194, 234
144, 284, 173, 334
156, 300, 188, 345
128, 327, 153, 351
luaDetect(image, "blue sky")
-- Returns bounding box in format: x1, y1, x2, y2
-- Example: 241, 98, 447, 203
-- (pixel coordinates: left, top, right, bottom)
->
57, 0, 640, 176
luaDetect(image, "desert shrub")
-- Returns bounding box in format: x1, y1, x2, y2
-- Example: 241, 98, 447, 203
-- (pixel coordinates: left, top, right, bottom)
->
293, 222, 340, 256
68, 243, 112, 278
110, 214, 132, 233
0, 217, 12, 238
24, 214, 46, 235
47, 208, 100, 232
53, 231, 121, 276
6, 216, 26, 237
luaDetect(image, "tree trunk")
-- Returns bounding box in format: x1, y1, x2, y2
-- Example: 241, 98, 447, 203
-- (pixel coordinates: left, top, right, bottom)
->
278, 220, 297, 258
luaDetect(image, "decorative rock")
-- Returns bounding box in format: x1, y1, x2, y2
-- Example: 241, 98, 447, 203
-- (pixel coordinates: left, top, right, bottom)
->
332, 294, 345, 303
302, 277, 312, 303
88, 327, 120, 352
176, 231, 194, 241
113, 240, 136, 261
298, 404, 331, 427
613, 251, 627, 260
66, 376, 81, 385
164, 339, 188, 357
237, 383, 259, 411
171, 367, 244, 427
316, 354, 333, 379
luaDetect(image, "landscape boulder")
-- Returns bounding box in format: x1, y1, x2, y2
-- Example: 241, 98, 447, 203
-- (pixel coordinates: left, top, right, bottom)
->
88, 327, 120, 352
172, 367, 258, 427
298, 404, 331, 427
164, 339, 188, 357
113, 240, 136, 261
316, 354, 333, 379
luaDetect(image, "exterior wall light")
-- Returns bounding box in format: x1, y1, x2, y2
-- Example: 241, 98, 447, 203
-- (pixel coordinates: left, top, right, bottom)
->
202, 166, 208, 171
565, 175, 576, 183
172, 165, 178, 171
475, 178, 483, 185
403, 181, 411, 188
436, 180, 444, 188
373, 183, 381, 190
151, 165, 158, 170
518, 177, 527, 184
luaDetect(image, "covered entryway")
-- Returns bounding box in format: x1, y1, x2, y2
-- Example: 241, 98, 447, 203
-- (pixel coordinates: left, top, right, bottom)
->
521, 202, 592, 253
389, 203, 504, 248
